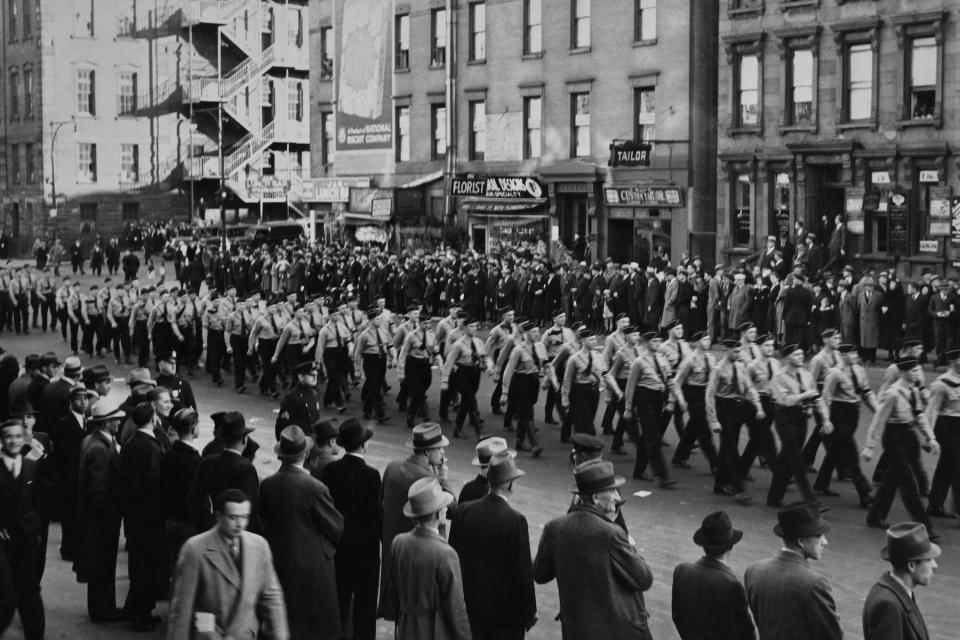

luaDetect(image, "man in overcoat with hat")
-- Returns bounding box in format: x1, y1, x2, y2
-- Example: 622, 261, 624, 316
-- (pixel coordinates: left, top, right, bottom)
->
458, 436, 508, 504
450, 450, 537, 639
323, 418, 381, 640
671, 511, 755, 640
260, 425, 344, 640
744, 501, 842, 640
378, 423, 457, 622
383, 477, 470, 640
863, 522, 940, 640
534, 459, 653, 640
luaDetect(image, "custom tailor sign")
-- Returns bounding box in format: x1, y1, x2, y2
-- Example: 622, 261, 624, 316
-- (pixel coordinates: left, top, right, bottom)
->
608, 141, 652, 167
450, 175, 545, 199
603, 186, 684, 207
334, 0, 393, 150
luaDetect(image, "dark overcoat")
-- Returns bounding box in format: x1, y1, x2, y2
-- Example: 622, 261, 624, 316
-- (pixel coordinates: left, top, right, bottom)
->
862, 572, 929, 640
672, 556, 755, 640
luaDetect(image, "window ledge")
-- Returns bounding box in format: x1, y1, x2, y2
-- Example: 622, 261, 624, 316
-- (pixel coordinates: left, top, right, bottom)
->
632, 38, 658, 48
467, 59, 486, 66
522, 51, 544, 60
429, 64, 446, 71
723, 247, 754, 255
318, 77, 333, 83
781, 0, 819, 11
836, 121, 875, 132
569, 46, 592, 56
395, 68, 410, 74
727, 125, 762, 137
728, 7, 763, 18
779, 124, 817, 134
897, 118, 939, 130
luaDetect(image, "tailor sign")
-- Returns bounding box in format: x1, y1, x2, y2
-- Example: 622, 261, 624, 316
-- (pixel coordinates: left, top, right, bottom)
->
608, 141, 652, 167
450, 175, 545, 199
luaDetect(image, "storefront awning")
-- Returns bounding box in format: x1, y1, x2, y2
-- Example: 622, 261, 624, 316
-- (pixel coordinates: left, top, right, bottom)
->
459, 197, 548, 215
342, 212, 388, 224
397, 170, 444, 189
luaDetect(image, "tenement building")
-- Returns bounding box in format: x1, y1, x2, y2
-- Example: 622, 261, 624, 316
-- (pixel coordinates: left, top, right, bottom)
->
310, 0, 719, 263
718, 0, 960, 276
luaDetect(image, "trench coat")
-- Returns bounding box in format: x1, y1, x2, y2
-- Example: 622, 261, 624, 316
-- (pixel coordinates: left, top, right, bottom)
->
859, 286, 885, 349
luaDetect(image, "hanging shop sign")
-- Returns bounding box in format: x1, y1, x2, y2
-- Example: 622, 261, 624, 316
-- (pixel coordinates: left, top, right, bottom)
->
608, 141, 652, 167
774, 208, 791, 239
919, 240, 939, 253
301, 177, 371, 203
371, 197, 392, 219
845, 187, 865, 235
603, 185, 684, 207
929, 187, 951, 237
920, 170, 941, 184
888, 191, 909, 254
450, 175, 545, 199
951, 196, 960, 246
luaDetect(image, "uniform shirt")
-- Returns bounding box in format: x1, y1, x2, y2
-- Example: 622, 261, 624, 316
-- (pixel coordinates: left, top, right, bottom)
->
879, 362, 927, 396
601, 331, 628, 364
739, 341, 762, 362
442, 335, 487, 385
747, 357, 780, 396
202, 307, 225, 331
673, 349, 715, 390
392, 320, 414, 352
485, 322, 513, 356
398, 326, 440, 377
659, 338, 691, 372
107, 296, 128, 325
705, 359, 762, 425
96, 287, 111, 311
132, 299, 151, 322
354, 325, 393, 361
55, 285, 69, 310
809, 348, 840, 389
82, 294, 101, 318
865, 380, 935, 451
771, 366, 829, 422
925, 369, 960, 425
176, 299, 197, 328
435, 316, 458, 350
624, 350, 672, 409
501, 341, 550, 389
225, 308, 251, 337
316, 321, 351, 352
605, 344, 640, 383
561, 349, 607, 405
822, 364, 874, 407
541, 325, 576, 359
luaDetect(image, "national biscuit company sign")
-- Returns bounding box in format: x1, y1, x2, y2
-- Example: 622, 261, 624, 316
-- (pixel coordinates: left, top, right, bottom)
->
450, 175, 545, 199
604, 185, 684, 207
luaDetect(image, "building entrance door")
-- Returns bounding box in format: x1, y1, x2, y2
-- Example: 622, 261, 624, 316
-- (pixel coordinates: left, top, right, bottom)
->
607, 219, 633, 263
804, 164, 845, 242
471, 225, 487, 253
558, 195, 588, 248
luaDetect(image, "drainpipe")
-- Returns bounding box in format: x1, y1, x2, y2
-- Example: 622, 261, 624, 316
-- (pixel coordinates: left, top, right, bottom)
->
443, 0, 456, 226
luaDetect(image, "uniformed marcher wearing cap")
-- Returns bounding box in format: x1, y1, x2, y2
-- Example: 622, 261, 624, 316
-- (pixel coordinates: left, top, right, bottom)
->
741, 334, 780, 477
672, 330, 720, 472
561, 326, 606, 440
274, 361, 323, 441
541, 310, 574, 424
442, 316, 488, 440
925, 348, 960, 517
802, 328, 843, 469
862, 358, 940, 539
485, 308, 515, 415
201, 293, 227, 386
354, 307, 393, 423
767, 344, 831, 509
501, 321, 550, 457
398, 309, 442, 429
604, 326, 642, 453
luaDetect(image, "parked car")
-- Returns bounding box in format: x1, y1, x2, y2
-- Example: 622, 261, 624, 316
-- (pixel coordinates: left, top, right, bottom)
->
241, 220, 308, 246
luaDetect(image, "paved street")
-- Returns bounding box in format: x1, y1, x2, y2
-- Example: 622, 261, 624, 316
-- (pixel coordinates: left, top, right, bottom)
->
4, 262, 959, 640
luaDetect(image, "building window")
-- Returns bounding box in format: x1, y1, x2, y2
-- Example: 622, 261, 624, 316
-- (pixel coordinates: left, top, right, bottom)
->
25, 142, 34, 183
469, 2, 486, 62
122, 202, 140, 221
635, 0, 656, 42
9, 0, 17, 41
22, 0, 31, 39
431, 104, 447, 160
118, 71, 137, 115
320, 112, 334, 165
75, 0, 93, 37
845, 42, 872, 122
10, 144, 19, 185
288, 7, 303, 47
732, 173, 753, 247
524, 0, 542, 54
396, 105, 410, 162
120, 144, 139, 182
319, 26, 333, 79
77, 69, 95, 115
8, 69, 18, 121
22, 66, 32, 119
395, 14, 410, 70
431, 9, 446, 67
571, 92, 590, 157
469, 100, 485, 161
908, 36, 936, 119
78, 143, 97, 182
788, 48, 813, 126
116, 0, 134, 37
571, 0, 590, 49
79, 203, 97, 222
288, 81, 303, 121
736, 53, 760, 127
634, 87, 655, 143
523, 96, 542, 159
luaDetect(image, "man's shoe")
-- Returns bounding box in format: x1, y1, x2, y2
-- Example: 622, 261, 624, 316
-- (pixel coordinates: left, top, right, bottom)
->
544, 419, 558, 425
815, 488, 840, 497
672, 459, 693, 469
714, 484, 736, 496
633, 471, 654, 481
866, 517, 889, 529
337, 406, 346, 415
532, 445, 544, 458
90, 609, 125, 623
491, 408, 504, 415
858, 493, 875, 508
516, 442, 532, 452
376, 415, 391, 424
766, 499, 784, 508
733, 492, 753, 505
453, 429, 464, 439
659, 477, 679, 489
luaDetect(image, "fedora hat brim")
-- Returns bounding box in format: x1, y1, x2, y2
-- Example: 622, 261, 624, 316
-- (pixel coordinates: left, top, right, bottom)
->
402, 489, 454, 519
693, 527, 744, 547
274, 435, 315, 459
773, 521, 831, 538
407, 435, 450, 450
570, 474, 626, 494
881, 542, 942, 562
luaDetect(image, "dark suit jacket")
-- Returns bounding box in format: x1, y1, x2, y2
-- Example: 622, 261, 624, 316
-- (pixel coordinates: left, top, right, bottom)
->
187, 448, 261, 533
744, 550, 842, 640
76, 430, 122, 581
458, 474, 488, 505
322, 454, 381, 567
0, 457, 41, 548
120, 430, 164, 547
39, 377, 74, 435
159, 440, 201, 523
904, 293, 928, 338
672, 556, 755, 640
260, 465, 344, 640
862, 572, 929, 640
53, 412, 86, 495
449, 494, 536, 628
782, 285, 812, 326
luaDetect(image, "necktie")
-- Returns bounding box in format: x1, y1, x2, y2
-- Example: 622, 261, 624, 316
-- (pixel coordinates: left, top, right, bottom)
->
795, 371, 804, 393
240, 311, 247, 335
653, 356, 666, 387
376, 329, 385, 356
703, 353, 711, 381
732, 363, 741, 395
421, 327, 427, 353
335, 323, 343, 348
766, 360, 773, 383
470, 338, 479, 365
230, 538, 242, 571
586, 352, 593, 380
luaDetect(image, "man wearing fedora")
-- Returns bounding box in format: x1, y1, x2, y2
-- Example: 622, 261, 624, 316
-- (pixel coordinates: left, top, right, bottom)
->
384, 477, 471, 640
305, 418, 343, 479
187, 411, 262, 534
323, 418, 381, 640
534, 460, 653, 640
863, 522, 940, 640
450, 451, 537, 639
260, 425, 344, 640
459, 436, 509, 504
378, 423, 457, 622
159, 408, 202, 564
52, 383, 97, 563
744, 501, 842, 640
38, 354, 82, 437
75, 400, 125, 623
671, 511, 755, 640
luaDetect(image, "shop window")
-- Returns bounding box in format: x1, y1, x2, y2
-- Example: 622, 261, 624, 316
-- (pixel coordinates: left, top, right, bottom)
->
570, 92, 590, 158
523, 0, 542, 55
634, 87, 655, 144
523, 96, 542, 159
469, 100, 485, 161
635, 0, 656, 42
10, 144, 20, 185
469, 2, 485, 62
771, 172, 792, 238
395, 14, 410, 70
431, 104, 446, 161
731, 173, 753, 247
431, 9, 446, 67
396, 106, 410, 162
571, 0, 590, 49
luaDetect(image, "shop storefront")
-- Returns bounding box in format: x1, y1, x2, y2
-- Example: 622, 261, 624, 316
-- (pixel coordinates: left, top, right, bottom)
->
452, 175, 550, 254
301, 177, 372, 244
602, 185, 685, 266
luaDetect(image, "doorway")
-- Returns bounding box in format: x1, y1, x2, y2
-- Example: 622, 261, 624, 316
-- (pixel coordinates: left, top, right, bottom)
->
804, 164, 844, 243
471, 225, 487, 253
607, 219, 633, 263
558, 194, 588, 248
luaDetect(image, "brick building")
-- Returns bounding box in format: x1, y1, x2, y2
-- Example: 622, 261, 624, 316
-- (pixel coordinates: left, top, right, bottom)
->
718, 0, 960, 277
310, 0, 718, 263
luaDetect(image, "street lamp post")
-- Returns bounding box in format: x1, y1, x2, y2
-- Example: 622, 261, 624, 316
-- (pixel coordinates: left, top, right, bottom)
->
193, 105, 228, 252
49, 118, 76, 241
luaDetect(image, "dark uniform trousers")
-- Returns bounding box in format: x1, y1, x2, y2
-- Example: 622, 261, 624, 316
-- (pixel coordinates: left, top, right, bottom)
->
230, 334, 249, 389
673, 385, 718, 472
404, 356, 432, 428
564, 382, 599, 440
767, 406, 816, 505
178, 325, 198, 373
509, 374, 541, 450
206, 329, 226, 384
152, 321, 174, 360
454, 365, 482, 436
739, 395, 778, 477
361, 354, 387, 419
716, 397, 752, 493
439, 369, 458, 421
69, 309, 82, 353
132, 319, 149, 367
868, 423, 935, 531
928, 416, 960, 513
258, 337, 279, 393
611, 395, 634, 452
82, 315, 101, 355
633, 387, 669, 479
58, 306, 69, 341
111, 317, 131, 362
322, 346, 349, 408
490, 348, 504, 413
13, 292, 28, 333
814, 402, 872, 498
